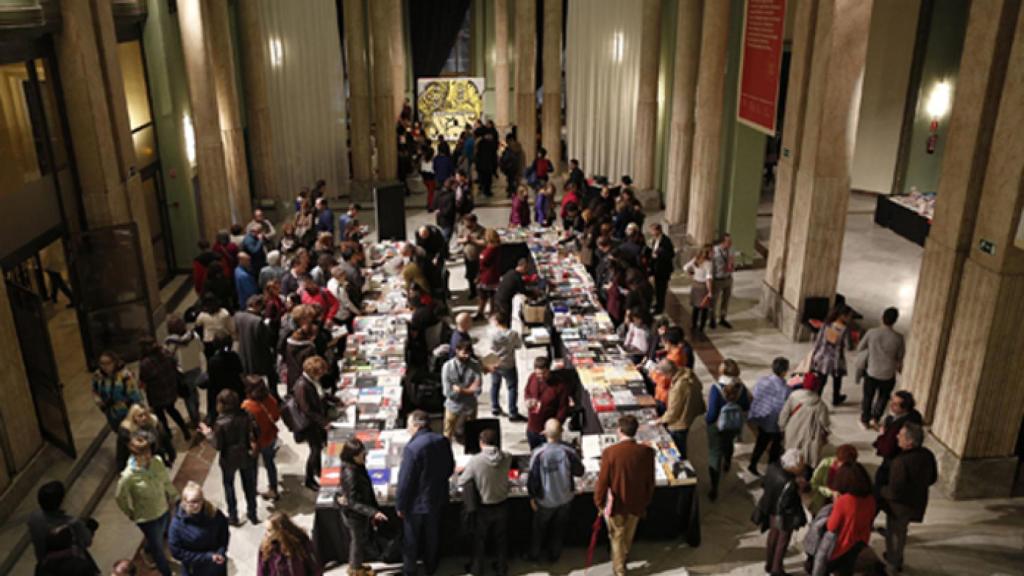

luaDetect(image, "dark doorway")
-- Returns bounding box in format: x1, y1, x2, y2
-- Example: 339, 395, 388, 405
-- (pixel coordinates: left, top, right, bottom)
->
5, 281, 75, 458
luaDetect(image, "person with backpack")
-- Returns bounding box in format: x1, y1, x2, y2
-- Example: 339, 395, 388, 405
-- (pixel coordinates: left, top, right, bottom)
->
779, 372, 832, 476
705, 359, 751, 501
199, 389, 260, 526
752, 448, 808, 576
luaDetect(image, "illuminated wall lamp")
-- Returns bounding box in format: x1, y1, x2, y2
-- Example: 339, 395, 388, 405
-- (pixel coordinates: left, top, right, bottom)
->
925, 80, 951, 154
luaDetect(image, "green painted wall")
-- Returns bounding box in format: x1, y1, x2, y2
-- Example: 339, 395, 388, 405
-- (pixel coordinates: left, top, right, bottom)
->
901, 0, 968, 195
142, 0, 199, 270
717, 0, 765, 262
473, 0, 497, 120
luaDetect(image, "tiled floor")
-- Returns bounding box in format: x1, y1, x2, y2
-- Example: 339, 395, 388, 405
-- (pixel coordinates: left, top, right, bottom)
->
7, 191, 1023, 575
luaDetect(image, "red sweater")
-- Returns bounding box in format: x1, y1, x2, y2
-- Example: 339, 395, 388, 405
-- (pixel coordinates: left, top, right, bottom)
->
827, 493, 876, 560
478, 245, 501, 286
301, 288, 339, 323
524, 374, 570, 434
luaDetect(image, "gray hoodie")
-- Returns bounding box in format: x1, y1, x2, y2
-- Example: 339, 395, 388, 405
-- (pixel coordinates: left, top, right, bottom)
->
458, 446, 511, 505
489, 326, 523, 369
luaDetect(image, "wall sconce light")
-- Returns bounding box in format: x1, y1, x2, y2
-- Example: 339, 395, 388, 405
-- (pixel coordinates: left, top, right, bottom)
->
183, 113, 196, 167
925, 80, 951, 154
269, 37, 284, 68
611, 32, 624, 63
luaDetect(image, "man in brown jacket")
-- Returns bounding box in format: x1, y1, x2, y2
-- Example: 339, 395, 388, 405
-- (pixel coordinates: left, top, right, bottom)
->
657, 362, 706, 459
880, 422, 937, 572
594, 415, 656, 576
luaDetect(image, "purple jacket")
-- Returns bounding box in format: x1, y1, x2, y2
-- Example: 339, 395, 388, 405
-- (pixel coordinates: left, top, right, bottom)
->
510, 195, 530, 226
257, 541, 321, 576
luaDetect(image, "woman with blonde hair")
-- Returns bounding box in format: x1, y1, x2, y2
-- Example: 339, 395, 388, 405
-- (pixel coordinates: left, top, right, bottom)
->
168, 481, 229, 576
117, 404, 175, 471
682, 243, 715, 336
705, 359, 751, 501
257, 512, 321, 576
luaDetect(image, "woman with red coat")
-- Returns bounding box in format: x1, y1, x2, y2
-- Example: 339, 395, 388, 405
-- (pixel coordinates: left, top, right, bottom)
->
475, 229, 502, 320
822, 462, 876, 575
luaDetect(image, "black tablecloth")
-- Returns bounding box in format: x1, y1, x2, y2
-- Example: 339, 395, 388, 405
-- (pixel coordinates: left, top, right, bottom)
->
313, 486, 700, 567
874, 195, 930, 246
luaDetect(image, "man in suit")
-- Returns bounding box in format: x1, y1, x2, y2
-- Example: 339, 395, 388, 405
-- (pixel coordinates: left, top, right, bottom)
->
396, 410, 455, 576
648, 223, 676, 314
595, 415, 656, 576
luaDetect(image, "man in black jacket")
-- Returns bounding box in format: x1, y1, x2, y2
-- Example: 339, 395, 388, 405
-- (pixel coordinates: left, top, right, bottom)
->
880, 422, 936, 572
648, 223, 675, 314
494, 258, 531, 318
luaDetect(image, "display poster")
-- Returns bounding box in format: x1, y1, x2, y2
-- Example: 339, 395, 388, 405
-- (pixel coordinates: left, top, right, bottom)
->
737, 0, 786, 135
416, 77, 485, 141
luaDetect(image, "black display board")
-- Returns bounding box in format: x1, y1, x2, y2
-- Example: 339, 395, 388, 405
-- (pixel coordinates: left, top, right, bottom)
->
374, 184, 407, 241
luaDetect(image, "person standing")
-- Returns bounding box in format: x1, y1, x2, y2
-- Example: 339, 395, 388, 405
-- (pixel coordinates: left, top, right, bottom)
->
475, 131, 498, 197
880, 422, 937, 573
526, 419, 584, 563
747, 357, 792, 476
33, 524, 98, 576
441, 340, 483, 442
421, 145, 438, 210
501, 133, 525, 195
656, 359, 705, 460
779, 375, 831, 474
91, 351, 143, 431
856, 307, 906, 430
314, 197, 334, 236
594, 415, 655, 576
705, 359, 751, 501
524, 357, 571, 450
259, 250, 285, 290
810, 304, 854, 406
337, 438, 389, 576
199, 390, 259, 526
494, 258, 531, 318
241, 223, 267, 274
294, 356, 331, 491
459, 214, 487, 301
168, 481, 230, 576
137, 338, 191, 441
509, 185, 531, 227
396, 410, 455, 576
682, 245, 714, 337
116, 404, 176, 471
753, 448, 807, 576
873, 390, 924, 503
434, 180, 457, 245
648, 223, 675, 315
241, 376, 281, 501
28, 481, 96, 566
257, 512, 322, 576
818, 462, 876, 576
710, 234, 735, 328
487, 311, 525, 420
458, 427, 512, 576
115, 437, 179, 576
234, 253, 259, 310
475, 230, 502, 319
205, 336, 244, 425
235, 296, 275, 383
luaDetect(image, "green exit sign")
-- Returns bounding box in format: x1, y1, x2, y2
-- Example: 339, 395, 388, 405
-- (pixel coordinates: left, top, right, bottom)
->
979, 239, 996, 255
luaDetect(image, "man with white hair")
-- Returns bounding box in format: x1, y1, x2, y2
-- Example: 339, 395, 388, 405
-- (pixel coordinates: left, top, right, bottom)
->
526, 419, 584, 563
754, 448, 808, 575
259, 250, 284, 290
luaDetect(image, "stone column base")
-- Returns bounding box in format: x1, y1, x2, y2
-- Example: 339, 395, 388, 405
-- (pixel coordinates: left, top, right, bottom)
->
665, 222, 689, 270
348, 180, 375, 204
926, 433, 1019, 499
636, 187, 663, 212
761, 281, 812, 342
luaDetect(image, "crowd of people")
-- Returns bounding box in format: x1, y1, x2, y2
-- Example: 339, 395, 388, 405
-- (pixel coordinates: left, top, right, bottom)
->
34, 121, 938, 576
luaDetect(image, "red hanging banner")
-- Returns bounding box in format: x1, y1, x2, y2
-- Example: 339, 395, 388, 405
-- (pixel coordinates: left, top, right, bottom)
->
737, 0, 787, 135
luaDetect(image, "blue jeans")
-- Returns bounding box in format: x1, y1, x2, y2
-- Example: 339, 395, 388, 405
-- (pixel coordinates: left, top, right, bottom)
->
260, 444, 278, 493
137, 512, 171, 576
490, 366, 520, 415
222, 465, 258, 522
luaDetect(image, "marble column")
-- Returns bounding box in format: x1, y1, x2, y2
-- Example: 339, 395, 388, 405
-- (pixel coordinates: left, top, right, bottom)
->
390, 0, 407, 118
762, 0, 819, 324
686, 0, 730, 246
776, 0, 873, 341
632, 0, 661, 206
369, 0, 397, 181
515, 0, 537, 163
664, 0, 702, 250
237, 0, 281, 211
177, 0, 233, 240
923, 2, 1024, 500
494, 0, 511, 133
902, 0, 1020, 421
343, 0, 373, 183
55, 0, 161, 311
541, 0, 562, 173
205, 0, 251, 223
